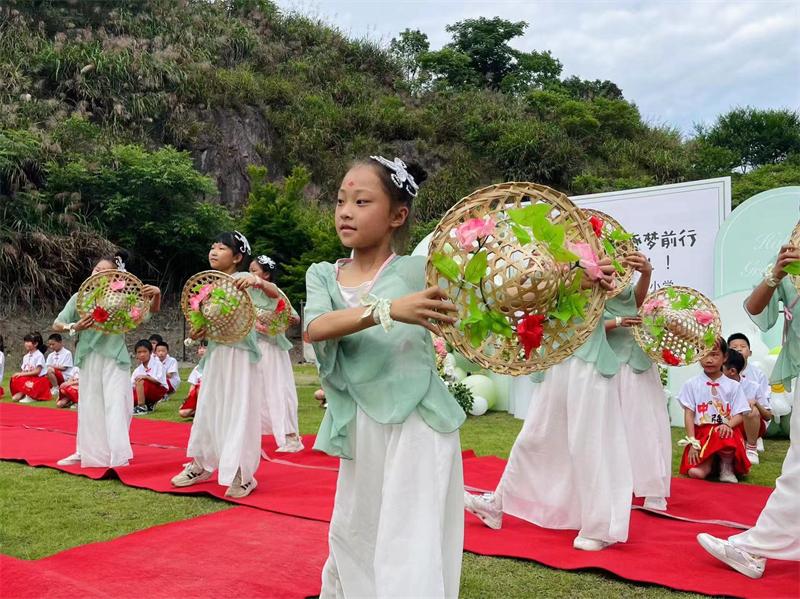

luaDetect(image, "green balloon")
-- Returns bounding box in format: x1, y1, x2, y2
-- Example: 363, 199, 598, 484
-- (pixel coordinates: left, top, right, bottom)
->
462, 374, 497, 409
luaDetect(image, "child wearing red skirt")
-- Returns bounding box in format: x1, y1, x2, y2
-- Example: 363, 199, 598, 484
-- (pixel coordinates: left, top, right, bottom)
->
179, 342, 206, 419
57, 368, 80, 408
678, 337, 750, 483
131, 340, 168, 415
10, 333, 50, 402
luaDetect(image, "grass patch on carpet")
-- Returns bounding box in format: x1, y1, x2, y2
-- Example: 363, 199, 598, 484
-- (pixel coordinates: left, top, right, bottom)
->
0, 366, 788, 597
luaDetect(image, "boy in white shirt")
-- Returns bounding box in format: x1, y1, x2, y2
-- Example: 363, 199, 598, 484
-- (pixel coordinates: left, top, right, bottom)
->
155, 341, 181, 396
131, 340, 168, 415
45, 333, 74, 397
723, 349, 772, 465
678, 337, 751, 483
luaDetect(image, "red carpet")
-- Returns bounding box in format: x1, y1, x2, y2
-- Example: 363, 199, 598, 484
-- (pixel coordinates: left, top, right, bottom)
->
2, 402, 799, 597
0, 507, 327, 598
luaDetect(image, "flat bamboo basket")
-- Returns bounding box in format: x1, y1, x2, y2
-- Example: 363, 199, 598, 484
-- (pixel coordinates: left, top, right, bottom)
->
181, 271, 255, 344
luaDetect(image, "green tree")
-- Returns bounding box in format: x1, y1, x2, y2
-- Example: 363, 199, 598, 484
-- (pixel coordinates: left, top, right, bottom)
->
389, 29, 430, 90
696, 107, 800, 173
732, 154, 800, 206
559, 76, 624, 101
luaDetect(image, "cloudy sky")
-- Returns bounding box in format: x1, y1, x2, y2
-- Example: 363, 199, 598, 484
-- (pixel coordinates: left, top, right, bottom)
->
274, 0, 800, 136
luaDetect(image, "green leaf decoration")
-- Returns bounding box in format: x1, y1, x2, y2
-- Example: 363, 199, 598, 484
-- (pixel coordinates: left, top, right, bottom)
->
211, 288, 226, 299
671, 293, 698, 310
684, 347, 695, 362
783, 261, 800, 275
508, 204, 551, 227
465, 250, 488, 285
549, 244, 580, 263
431, 252, 461, 283
548, 273, 589, 322
703, 327, 717, 348
485, 310, 513, 338
511, 223, 531, 245
608, 228, 634, 243
188, 310, 209, 329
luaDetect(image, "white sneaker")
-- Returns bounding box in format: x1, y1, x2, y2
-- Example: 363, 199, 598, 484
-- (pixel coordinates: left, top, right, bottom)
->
643, 497, 668, 511
573, 536, 614, 551
719, 459, 738, 483
756, 437, 764, 453
171, 461, 213, 487
697, 533, 765, 579
57, 453, 81, 466
19, 396, 36, 403
275, 437, 304, 453
50, 387, 59, 398
225, 472, 258, 498
463, 491, 503, 530
746, 447, 759, 465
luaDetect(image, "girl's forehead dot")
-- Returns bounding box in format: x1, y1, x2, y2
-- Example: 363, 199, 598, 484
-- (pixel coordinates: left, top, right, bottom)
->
346, 180, 355, 187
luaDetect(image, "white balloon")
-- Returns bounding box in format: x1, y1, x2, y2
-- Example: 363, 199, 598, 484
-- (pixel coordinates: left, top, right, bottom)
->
469, 395, 488, 416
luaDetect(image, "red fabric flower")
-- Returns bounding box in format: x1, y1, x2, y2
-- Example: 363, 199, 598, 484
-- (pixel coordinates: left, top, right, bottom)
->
91, 305, 110, 323
662, 348, 681, 366
589, 215, 604, 238
275, 298, 287, 314
518, 314, 546, 359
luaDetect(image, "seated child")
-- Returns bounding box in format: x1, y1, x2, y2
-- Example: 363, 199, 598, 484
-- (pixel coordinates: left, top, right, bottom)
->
678, 337, 751, 483
131, 340, 168, 414
57, 367, 80, 408
727, 333, 771, 454
723, 349, 772, 465
45, 333, 74, 397
0, 335, 5, 398
179, 342, 206, 418
148, 334, 163, 352
10, 333, 49, 403
155, 341, 181, 395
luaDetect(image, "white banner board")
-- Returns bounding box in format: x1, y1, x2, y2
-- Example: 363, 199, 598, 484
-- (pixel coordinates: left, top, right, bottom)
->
571, 178, 731, 298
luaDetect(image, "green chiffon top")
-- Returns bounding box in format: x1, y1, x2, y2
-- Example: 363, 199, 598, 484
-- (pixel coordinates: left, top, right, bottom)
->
304, 255, 466, 459
604, 286, 653, 373
747, 277, 799, 390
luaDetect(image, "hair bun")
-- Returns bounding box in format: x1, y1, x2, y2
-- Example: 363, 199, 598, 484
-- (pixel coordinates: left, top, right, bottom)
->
405, 162, 428, 186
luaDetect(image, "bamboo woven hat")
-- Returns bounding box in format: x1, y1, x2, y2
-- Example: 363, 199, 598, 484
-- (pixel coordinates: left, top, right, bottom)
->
633, 285, 721, 367
580, 208, 637, 299
255, 289, 294, 336
76, 269, 150, 334
426, 182, 608, 375
181, 270, 255, 344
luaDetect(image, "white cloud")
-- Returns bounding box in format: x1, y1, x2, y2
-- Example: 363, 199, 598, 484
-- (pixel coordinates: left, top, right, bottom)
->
275, 0, 800, 134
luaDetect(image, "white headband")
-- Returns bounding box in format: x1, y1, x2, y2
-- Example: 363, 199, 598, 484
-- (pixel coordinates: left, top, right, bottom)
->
370, 155, 419, 198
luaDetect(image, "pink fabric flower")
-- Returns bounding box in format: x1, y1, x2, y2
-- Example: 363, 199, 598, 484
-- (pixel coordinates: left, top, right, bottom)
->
455, 217, 496, 250
693, 310, 715, 326
642, 298, 667, 315
109, 279, 126, 291
567, 242, 602, 281
129, 306, 142, 321
189, 284, 213, 312
433, 336, 447, 358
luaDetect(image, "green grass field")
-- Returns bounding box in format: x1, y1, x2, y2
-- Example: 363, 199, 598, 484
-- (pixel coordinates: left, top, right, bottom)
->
0, 366, 788, 597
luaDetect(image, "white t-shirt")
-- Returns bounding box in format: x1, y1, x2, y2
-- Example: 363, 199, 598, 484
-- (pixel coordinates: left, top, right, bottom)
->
160, 355, 181, 390
69, 367, 80, 382
187, 364, 203, 386
0, 350, 5, 382
678, 372, 750, 426
46, 347, 74, 379
741, 363, 771, 402
130, 355, 168, 389
738, 376, 770, 410
21, 350, 46, 377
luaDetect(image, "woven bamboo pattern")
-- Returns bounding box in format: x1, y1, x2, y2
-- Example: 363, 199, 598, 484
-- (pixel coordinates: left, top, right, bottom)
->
581, 208, 636, 299
255, 289, 294, 336
791, 220, 800, 294
633, 285, 721, 367
426, 182, 607, 375
181, 271, 255, 344
76, 270, 150, 334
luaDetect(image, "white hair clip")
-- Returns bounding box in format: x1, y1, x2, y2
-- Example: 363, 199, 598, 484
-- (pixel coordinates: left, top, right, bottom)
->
370, 156, 419, 198
257, 255, 276, 268
115, 255, 127, 272
233, 231, 251, 255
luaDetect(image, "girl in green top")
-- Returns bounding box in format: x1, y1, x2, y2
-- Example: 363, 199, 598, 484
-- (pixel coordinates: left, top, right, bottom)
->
171, 231, 265, 499
697, 240, 800, 575
248, 255, 303, 453
52, 250, 162, 468
305, 156, 463, 598
604, 251, 671, 512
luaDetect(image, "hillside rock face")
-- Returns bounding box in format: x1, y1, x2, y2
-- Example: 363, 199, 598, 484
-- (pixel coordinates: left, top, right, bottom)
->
191, 106, 278, 208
